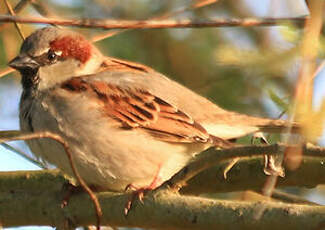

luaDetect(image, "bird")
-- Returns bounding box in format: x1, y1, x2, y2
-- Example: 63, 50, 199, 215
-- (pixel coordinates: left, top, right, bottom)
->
9, 26, 295, 194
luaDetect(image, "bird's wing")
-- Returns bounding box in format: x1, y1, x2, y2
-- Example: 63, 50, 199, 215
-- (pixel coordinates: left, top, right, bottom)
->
59, 74, 230, 147
104, 58, 300, 138
66, 57, 296, 140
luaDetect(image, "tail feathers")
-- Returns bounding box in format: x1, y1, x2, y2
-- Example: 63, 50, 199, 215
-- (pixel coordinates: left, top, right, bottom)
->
256, 119, 300, 133
207, 117, 300, 147
220, 112, 301, 133
202, 116, 300, 140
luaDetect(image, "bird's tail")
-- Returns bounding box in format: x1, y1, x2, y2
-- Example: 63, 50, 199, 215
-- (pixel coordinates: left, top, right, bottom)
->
252, 117, 300, 134
202, 112, 300, 140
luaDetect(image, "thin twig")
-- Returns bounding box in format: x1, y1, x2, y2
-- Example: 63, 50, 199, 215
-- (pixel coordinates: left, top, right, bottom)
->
91, 0, 220, 42
4, 0, 25, 40
0, 131, 102, 230
14, 0, 32, 12
0, 15, 307, 30
312, 60, 325, 80
0, 68, 14, 78
30, 0, 57, 18
0, 0, 31, 33
160, 0, 219, 18
0, 143, 47, 169
271, 189, 319, 206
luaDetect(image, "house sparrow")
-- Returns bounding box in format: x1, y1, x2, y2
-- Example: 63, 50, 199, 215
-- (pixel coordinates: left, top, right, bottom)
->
9, 27, 295, 192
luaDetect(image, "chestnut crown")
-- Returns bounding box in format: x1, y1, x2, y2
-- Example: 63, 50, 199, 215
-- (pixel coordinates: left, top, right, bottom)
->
9, 27, 104, 90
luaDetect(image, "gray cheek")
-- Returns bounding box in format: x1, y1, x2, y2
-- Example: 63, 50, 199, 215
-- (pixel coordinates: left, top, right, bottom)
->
38, 59, 80, 90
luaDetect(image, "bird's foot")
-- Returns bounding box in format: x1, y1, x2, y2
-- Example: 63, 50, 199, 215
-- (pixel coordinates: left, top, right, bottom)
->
61, 183, 81, 208
253, 132, 285, 177
124, 168, 162, 215
263, 155, 285, 177
124, 185, 150, 215
223, 157, 239, 179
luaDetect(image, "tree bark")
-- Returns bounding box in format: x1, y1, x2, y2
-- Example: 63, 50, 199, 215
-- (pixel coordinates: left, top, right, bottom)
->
0, 153, 325, 229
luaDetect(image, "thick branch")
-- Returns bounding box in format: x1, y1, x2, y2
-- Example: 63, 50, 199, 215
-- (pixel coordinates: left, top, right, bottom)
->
0, 154, 324, 228
0, 187, 325, 229
0, 15, 306, 29
181, 156, 325, 194
163, 143, 325, 190
1, 155, 324, 196
1, 132, 324, 228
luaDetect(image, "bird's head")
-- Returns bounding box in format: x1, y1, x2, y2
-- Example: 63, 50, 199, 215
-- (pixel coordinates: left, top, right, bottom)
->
9, 27, 104, 90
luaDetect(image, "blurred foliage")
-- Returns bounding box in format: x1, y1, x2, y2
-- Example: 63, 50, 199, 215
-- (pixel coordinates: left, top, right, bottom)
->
300, 100, 325, 142
268, 87, 289, 112
0, 1, 325, 228
2, 0, 321, 118
1, 0, 324, 147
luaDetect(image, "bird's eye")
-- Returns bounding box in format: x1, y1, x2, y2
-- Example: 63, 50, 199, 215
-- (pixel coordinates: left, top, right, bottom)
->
47, 50, 57, 62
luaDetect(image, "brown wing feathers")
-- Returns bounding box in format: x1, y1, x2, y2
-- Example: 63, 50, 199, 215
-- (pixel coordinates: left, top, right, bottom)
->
61, 77, 214, 144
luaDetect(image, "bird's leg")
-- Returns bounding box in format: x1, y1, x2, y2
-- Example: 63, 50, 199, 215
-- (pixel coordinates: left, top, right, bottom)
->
59, 183, 82, 230
61, 182, 81, 208
263, 154, 285, 177
61, 183, 103, 208
223, 157, 239, 179
124, 164, 162, 215
223, 138, 239, 179
223, 133, 286, 179
253, 132, 285, 177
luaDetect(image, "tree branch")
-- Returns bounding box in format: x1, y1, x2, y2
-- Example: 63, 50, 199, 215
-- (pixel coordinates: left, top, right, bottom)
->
0, 15, 307, 29
181, 156, 325, 194
1, 186, 325, 229
1, 131, 324, 228
0, 131, 102, 229
4, 0, 25, 40
162, 143, 325, 191
1, 154, 324, 197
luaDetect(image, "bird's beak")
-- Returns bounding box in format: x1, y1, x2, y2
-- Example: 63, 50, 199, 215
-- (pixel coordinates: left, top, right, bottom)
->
8, 55, 39, 71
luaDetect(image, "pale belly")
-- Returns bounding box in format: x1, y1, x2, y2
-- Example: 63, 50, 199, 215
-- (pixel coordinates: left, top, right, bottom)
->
20, 90, 209, 191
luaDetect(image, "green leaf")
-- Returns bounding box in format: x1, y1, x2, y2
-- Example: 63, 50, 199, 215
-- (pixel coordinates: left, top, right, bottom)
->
268, 88, 289, 112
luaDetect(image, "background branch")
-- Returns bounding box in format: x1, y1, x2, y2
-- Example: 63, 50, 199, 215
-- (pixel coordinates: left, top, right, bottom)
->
181, 156, 325, 194
163, 143, 325, 190
0, 15, 307, 29
4, 0, 25, 40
